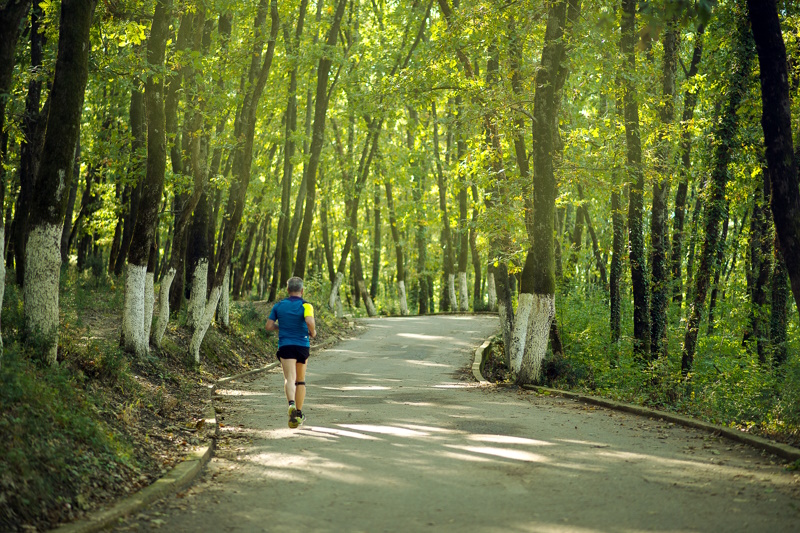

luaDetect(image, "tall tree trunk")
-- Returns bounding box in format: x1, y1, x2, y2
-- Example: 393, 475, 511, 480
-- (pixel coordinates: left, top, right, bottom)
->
274, 0, 309, 288
578, 186, 608, 290
189, 0, 279, 362
513, 0, 579, 384
743, 175, 772, 360
152, 5, 210, 345
706, 208, 730, 335
186, 191, 211, 331
455, 97, 470, 311
13, 0, 45, 286
294, 0, 346, 279
370, 181, 381, 301
353, 242, 377, 316
470, 184, 482, 310
122, 0, 171, 357
610, 174, 624, 342
621, 0, 650, 358
432, 100, 455, 311
650, 13, 677, 359
482, 41, 514, 358
670, 25, 705, 304
384, 178, 408, 314
60, 140, 80, 264
682, 11, 752, 374
24, 0, 97, 364
320, 192, 335, 283
770, 243, 789, 367
748, 0, 800, 323
115, 89, 145, 276
233, 219, 258, 298
0, 0, 28, 360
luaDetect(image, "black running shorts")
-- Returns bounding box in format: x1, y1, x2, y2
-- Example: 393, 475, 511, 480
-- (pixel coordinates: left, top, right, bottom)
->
277, 345, 310, 364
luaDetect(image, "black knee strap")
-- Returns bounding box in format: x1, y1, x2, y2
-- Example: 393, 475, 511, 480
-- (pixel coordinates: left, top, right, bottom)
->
296, 381, 306, 386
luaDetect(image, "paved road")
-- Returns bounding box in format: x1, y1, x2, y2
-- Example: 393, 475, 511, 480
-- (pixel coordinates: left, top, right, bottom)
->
115, 315, 800, 532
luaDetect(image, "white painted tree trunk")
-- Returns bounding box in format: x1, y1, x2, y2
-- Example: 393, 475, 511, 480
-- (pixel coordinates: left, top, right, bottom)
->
487, 272, 497, 311
151, 267, 176, 348
24, 224, 63, 365
398, 280, 409, 315
144, 271, 155, 343
0, 226, 5, 360
122, 263, 148, 358
447, 273, 457, 311
458, 271, 468, 312
517, 293, 556, 384
359, 280, 377, 317
218, 266, 230, 328
188, 259, 208, 330
497, 296, 514, 363
190, 285, 223, 363
509, 292, 534, 374
330, 272, 344, 318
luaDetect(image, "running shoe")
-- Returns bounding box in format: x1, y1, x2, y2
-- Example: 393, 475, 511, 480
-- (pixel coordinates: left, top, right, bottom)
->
295, 410, 305, 427
288, 404, 299, 428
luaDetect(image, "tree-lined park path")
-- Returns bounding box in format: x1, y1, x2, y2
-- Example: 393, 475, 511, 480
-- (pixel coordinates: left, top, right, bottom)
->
113, 316, 800, 532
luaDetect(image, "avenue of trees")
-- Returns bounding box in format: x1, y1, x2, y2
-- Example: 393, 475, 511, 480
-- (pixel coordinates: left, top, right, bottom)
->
1, 0, 800, 395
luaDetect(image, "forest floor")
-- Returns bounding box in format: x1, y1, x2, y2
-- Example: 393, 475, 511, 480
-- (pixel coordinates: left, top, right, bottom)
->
109, 315, 800, 532
0, 273, 351, 532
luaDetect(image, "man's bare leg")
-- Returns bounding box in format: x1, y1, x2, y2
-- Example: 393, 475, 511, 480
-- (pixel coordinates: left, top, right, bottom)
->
296, 362, 307, 410
280, 358, 297, 404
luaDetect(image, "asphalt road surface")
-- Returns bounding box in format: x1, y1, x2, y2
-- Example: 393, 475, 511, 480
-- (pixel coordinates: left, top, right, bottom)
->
114, 315, 800, 532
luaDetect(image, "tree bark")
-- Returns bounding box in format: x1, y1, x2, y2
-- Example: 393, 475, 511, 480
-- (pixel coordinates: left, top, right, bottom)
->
24, 0, 97, 364
60, 140, 80, 264
370, 181, 381, 301
0, 0, 28, 361
432, 100, 455, 311
189, 0, 279, 362
122, 0, 171, 358
513, 0, 579, 384
650, 14, 678, 359
670, 25, 705, 304
748, 0, 800, 324
682, 12, 752, 374
743, 176, 771, 360
621, 0, 650, 359
294, 0, 346, 279
384, 177, 408, 314
770, 243, 789, 366
115, 89, 145, 276
273, 0, 310, 286
13, 1, 45, 286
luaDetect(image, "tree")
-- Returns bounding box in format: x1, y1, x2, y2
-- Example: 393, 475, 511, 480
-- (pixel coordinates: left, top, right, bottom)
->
0, 0, 31, 361
121, 0, 171, 358
513, 0, 580, 384
747, 0, 800, 324
621, 0, 650, 359
189, 0, 279, 362
681, 7, 753, 374
24, 0, 98, 364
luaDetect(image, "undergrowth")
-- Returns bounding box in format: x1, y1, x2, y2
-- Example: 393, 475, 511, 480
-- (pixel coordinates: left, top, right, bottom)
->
523, 282, 800, 447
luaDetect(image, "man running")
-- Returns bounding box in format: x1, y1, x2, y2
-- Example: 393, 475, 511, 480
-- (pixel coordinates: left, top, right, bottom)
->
266, 277, 316, 428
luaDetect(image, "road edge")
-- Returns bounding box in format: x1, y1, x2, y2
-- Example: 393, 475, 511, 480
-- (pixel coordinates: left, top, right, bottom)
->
51, 388, 218, 533
49, 332, 346, 533
470, 337, 800, 463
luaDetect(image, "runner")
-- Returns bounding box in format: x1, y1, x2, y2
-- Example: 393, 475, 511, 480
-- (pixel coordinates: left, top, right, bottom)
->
265, 277, 316, 428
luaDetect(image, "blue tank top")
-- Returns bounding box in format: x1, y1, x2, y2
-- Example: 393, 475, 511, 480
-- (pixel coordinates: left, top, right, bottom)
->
268, 296, 314, 348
